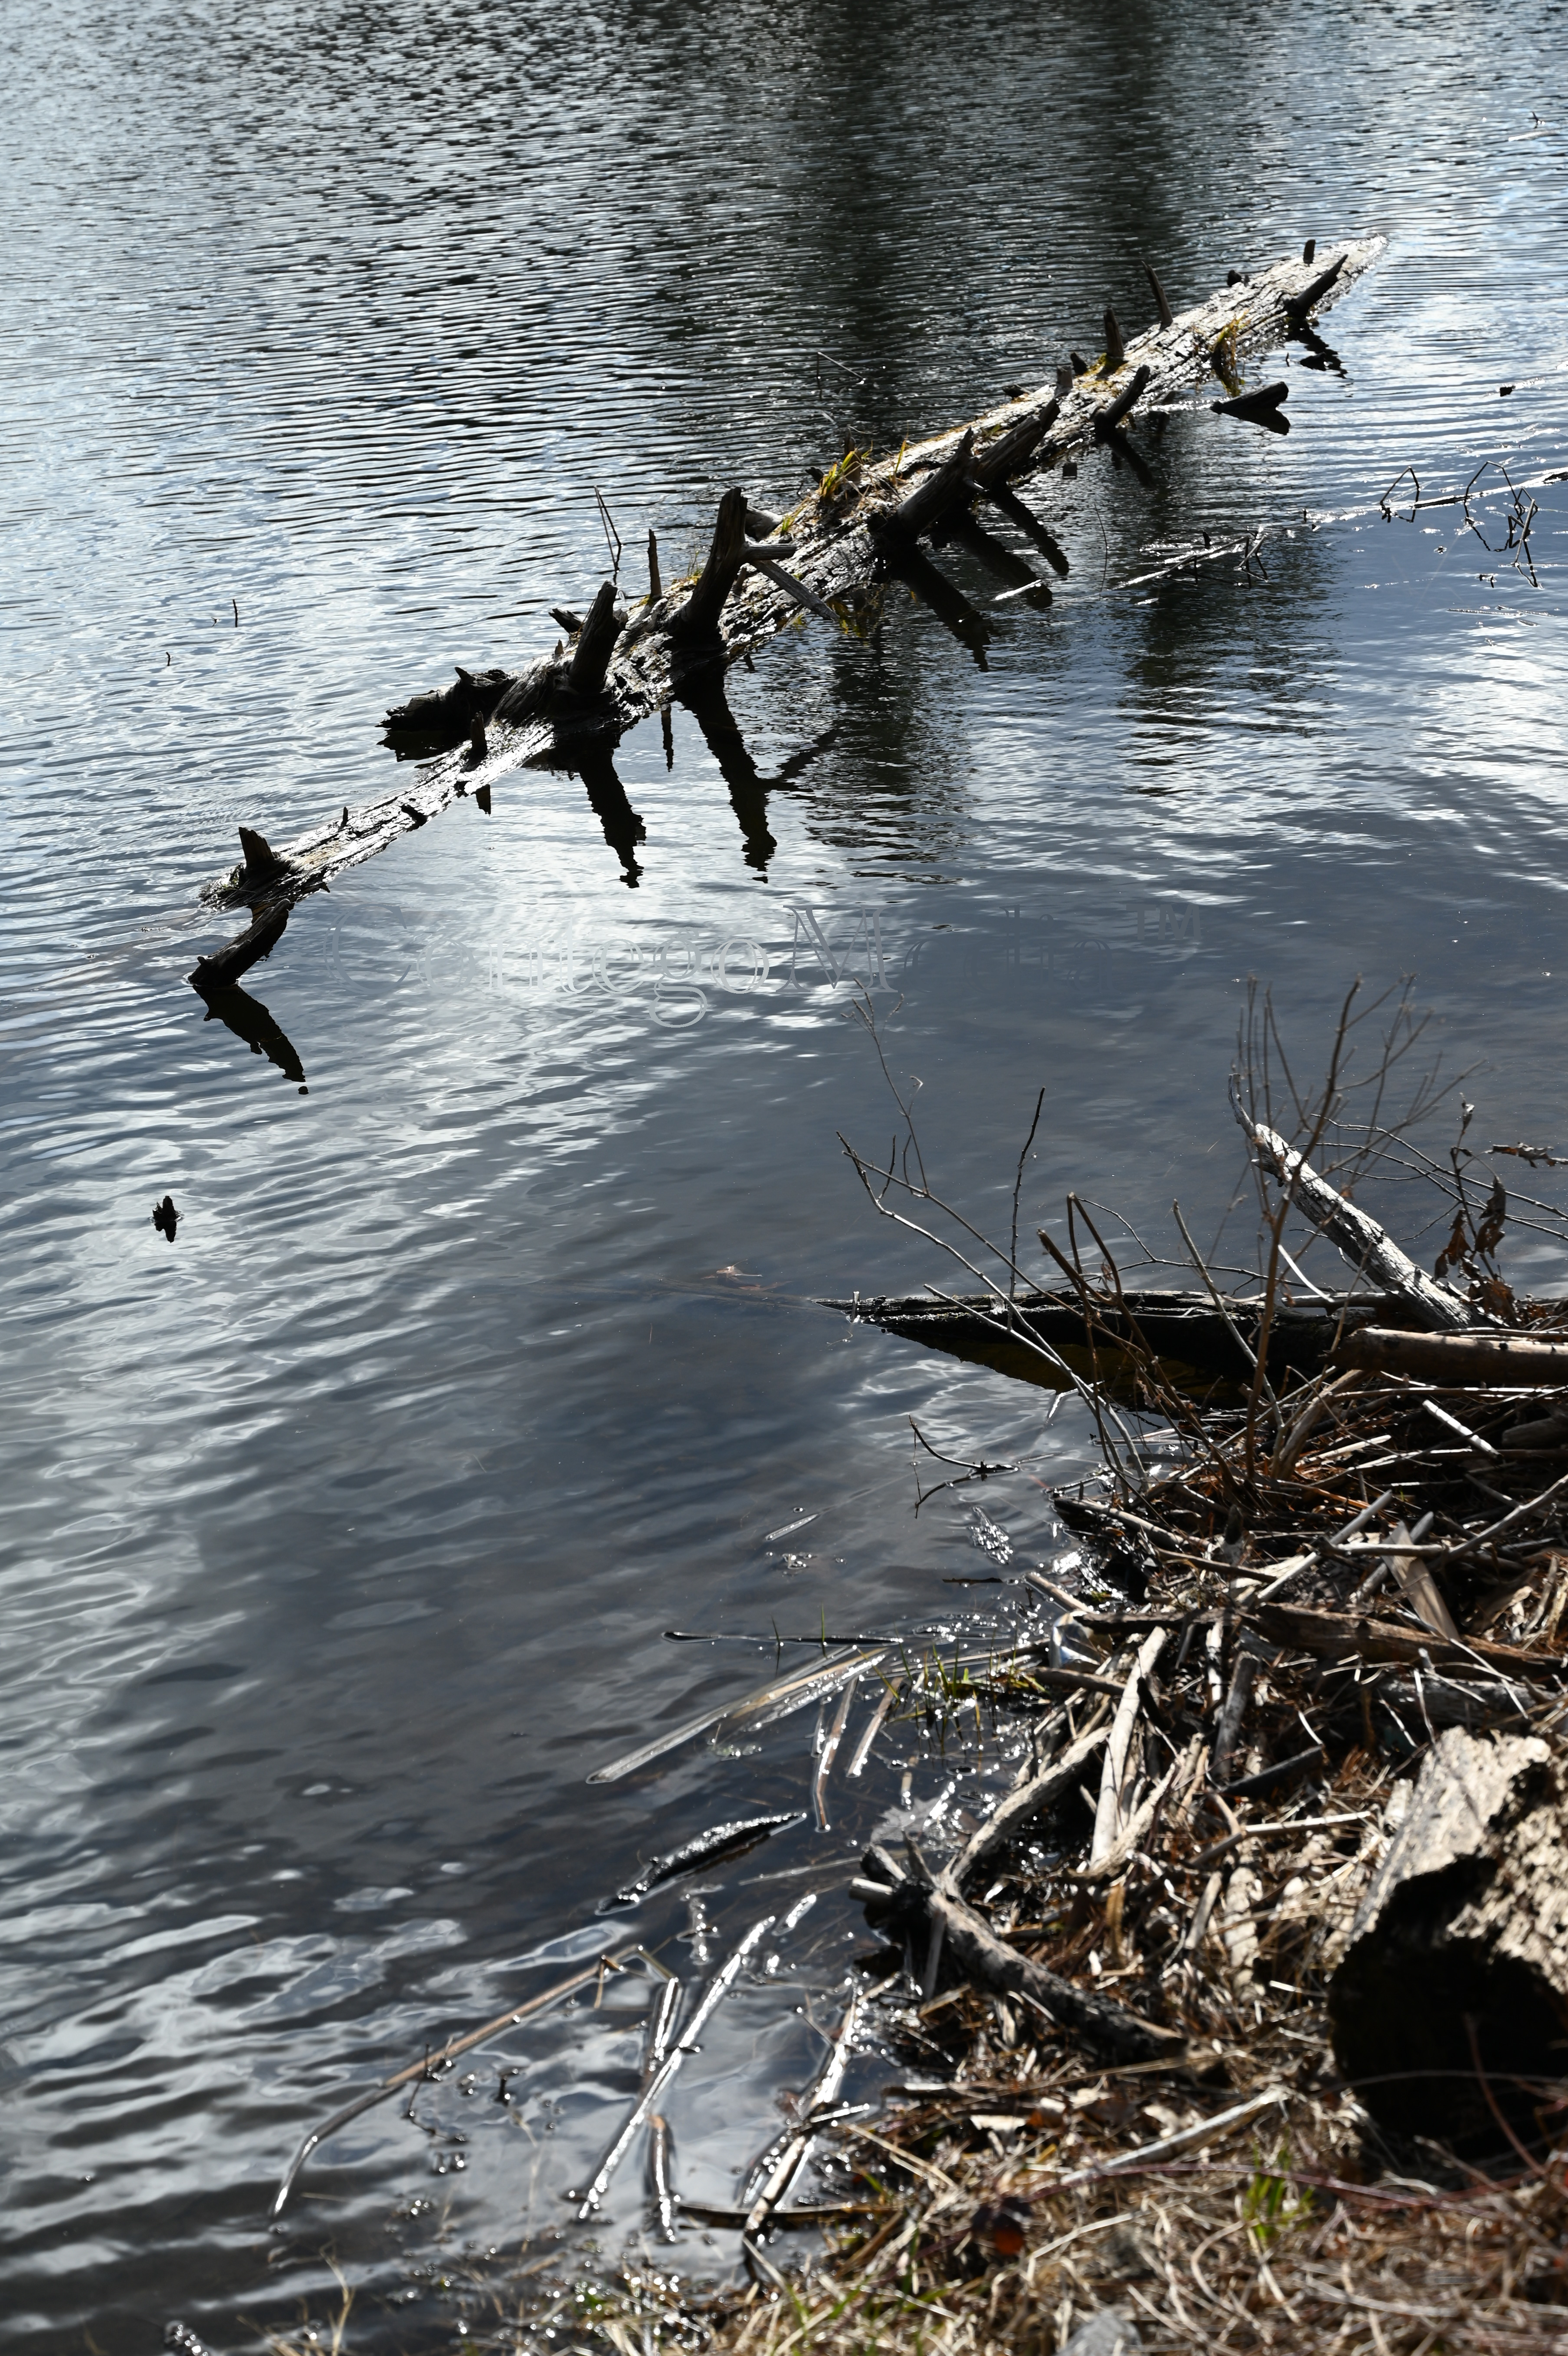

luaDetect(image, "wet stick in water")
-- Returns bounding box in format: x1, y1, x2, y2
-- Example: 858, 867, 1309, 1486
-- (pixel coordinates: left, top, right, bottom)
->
647, 2114, 678, 2243
742, 1987, 864, 2238
270, 1949, 640, 2219
845, 1676, 902, 1778
575, 1914, 775, 2218
587, 1645, 891, 1784
641, 1974, 682, 2084
614, 1812, 804, 1902
812, 1683, 854, 1830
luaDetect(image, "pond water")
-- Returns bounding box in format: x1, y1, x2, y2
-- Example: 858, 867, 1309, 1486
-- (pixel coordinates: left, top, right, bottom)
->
3, 1, 1566, 2346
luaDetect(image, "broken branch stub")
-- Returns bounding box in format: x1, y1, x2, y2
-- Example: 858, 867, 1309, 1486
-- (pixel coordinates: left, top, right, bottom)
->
1094, 364, 1151, 439
878, 429, 977, 544
567, 579, 626, 697
667, 487, 750, 641
1328, 1727, 1568, 2152
1212, 381, 1290, 431
237, 826, 284, 888
1284, 252, 1346, 319
971, 398, 1060, 489
1144, 259, 1175, 330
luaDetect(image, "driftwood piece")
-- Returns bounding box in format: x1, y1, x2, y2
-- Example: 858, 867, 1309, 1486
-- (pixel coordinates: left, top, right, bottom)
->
1328, 1728, 1568, 2148
945, 1722, 1111, 1892
198, 237, 1385, 914
1255, 1599, 1559, 1683
1339, 1325, 1568, 1385
1144, 260, 1174, 330
857, 1857, 1182, 2062
1232, 1097, 1498, 1332
1092, 1631, 1166, 1865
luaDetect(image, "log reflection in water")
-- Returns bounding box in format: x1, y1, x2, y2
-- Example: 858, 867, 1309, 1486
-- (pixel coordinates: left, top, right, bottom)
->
679, 677, 841, 874
878, 541, 993, 666
192, 977, 307, 1090
571, 744, 646, 887
933, 507, 1052, 607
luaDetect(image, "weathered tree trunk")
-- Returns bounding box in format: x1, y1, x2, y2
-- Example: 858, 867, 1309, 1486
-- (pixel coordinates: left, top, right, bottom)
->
1328, 1728, 1568, 2152
199, 235, 1386, 915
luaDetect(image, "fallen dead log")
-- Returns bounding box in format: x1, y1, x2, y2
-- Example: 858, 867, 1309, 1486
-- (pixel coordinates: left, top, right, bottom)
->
1328, 1727, 1568, 2151
1338, 1325, 1568, 1385
198, 236, 1385, 915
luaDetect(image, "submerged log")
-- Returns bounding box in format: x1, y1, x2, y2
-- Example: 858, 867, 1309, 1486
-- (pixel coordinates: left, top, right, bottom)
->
1328, 1728, 1568, 2151
190, 898, 289, 987
198, 236, 1385, 911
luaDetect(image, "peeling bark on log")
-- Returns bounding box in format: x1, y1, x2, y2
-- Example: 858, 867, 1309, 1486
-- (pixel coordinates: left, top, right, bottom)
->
197, 236, 1385, 915
1329, 1728, 1568, 2150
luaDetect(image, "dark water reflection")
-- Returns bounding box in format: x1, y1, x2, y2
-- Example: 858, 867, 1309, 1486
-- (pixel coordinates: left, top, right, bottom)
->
3, 0, 1568, 2346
